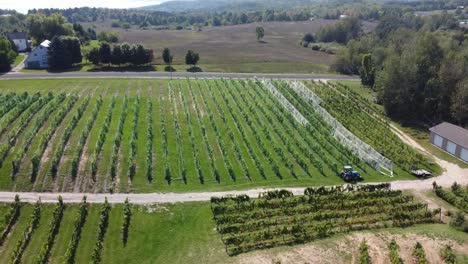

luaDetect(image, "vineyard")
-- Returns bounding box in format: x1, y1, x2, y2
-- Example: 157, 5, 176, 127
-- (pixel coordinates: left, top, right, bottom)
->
0, 78, 422, 193
210, 184, 438, 255
0, 196, 129, 264
297, 81, 439, 175
433, 182, 468, 213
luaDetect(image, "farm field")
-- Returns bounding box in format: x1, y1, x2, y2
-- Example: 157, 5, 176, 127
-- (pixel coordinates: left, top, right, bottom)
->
0, 78, 421, 193
0, 188, 467, 264
76, 20, 376, 74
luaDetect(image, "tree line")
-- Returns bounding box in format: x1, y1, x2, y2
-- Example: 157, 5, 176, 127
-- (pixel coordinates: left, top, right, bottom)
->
86, 42, 153, 67
330, 10, 468, 127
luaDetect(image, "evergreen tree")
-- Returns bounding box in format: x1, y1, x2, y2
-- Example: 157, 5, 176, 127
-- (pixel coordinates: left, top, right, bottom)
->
360, 54, 375, 87
99, 42, 112, 65
111, 44, 123, 66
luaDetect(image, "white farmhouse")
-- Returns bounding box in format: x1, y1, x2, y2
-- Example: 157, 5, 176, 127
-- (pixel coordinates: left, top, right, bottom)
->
24, 40, 51, 69
5, 32, 30, 52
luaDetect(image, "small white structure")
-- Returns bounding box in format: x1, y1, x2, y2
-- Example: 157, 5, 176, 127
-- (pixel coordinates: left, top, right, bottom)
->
5, 32, 29, 52
24, 40, 51, 69
339, 15, 349, 20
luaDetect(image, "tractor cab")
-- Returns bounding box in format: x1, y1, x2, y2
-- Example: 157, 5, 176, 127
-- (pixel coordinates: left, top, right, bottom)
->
340, 165, 362, 182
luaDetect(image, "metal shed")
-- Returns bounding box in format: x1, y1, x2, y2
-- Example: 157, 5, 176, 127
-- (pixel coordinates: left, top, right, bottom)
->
429, 122, 468, 163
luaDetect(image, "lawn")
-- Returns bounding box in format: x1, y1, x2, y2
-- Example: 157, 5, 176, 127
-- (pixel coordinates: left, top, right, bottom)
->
11, 54, 24, 68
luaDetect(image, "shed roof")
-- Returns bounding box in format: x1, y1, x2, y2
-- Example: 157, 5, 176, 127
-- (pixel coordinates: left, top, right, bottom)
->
6, 32, 27, 40
40, 40, 51, 48
430, 122, 468, 149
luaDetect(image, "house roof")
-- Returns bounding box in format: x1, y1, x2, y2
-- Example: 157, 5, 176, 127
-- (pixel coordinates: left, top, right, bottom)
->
40, 40, 51, 48
6, 32, 27, 40
430, 122, 468, 149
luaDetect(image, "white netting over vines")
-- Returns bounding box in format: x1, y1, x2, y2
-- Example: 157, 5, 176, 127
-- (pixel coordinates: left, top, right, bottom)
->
262, 80, 309, 126
288, 81, 393, 175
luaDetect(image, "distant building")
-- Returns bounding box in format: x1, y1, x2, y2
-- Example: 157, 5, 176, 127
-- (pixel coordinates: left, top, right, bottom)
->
5, 32, 29, 52
339, 15, 349, 20
429, 122, 468, 163
24, 40, 51, 69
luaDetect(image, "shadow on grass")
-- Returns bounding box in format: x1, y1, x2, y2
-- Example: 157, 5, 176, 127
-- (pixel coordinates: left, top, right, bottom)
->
87, 65, 156, 72
47, 65, 85, 73
186, 66, 203, 72
164, 66, 177, 72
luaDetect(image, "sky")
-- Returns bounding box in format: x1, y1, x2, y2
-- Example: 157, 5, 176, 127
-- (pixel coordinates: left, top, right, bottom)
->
2, 0, 166, 14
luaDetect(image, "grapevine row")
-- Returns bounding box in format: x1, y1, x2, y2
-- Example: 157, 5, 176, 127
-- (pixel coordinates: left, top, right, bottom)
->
274, 81, 367, 173
128, 96, 140, 180
186, 81, 219, 183
10, 200, 41, 264
110, 96, 129, 184
159, 93, 171, 184
213, 80, 267, 179
145, 98, 153, 183
11, 94, 66, 177
90, 198, 111, 264
0, 93, 38, 138
31, 95, 79, 181
194, 81, 236, 182
0, 195, 21, 246
211, 185, 436, 255
34, 196, 64, 264
389, 239, 403, 264
70, 96, 103, 179
177, 81, 204, 184
122, 198, 132, 245
209, 80, 252, 180
169, 83, 187, 183
90, 97, 117, 179
413, 242, 429, 264
0, 94, 53, 169
358, 240, 370, 264
225, 80, 286, 179
63, 196, 88, 264
50, 97, 91, 177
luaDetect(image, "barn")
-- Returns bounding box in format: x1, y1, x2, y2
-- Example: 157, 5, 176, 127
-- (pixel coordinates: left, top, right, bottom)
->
429, 122, 468, 163
24, 40, 51, 69
5, 31, 30, 52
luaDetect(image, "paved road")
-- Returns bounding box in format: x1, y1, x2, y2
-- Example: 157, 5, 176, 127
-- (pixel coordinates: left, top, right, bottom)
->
0, 71, 358, 80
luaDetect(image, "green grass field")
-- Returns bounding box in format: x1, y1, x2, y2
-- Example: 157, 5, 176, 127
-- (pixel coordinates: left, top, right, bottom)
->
0, 79, 420, 193
11, 54, 24, 69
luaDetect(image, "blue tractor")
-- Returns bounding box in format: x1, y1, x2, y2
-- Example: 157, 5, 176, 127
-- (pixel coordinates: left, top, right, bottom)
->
340, 165, 362, 182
